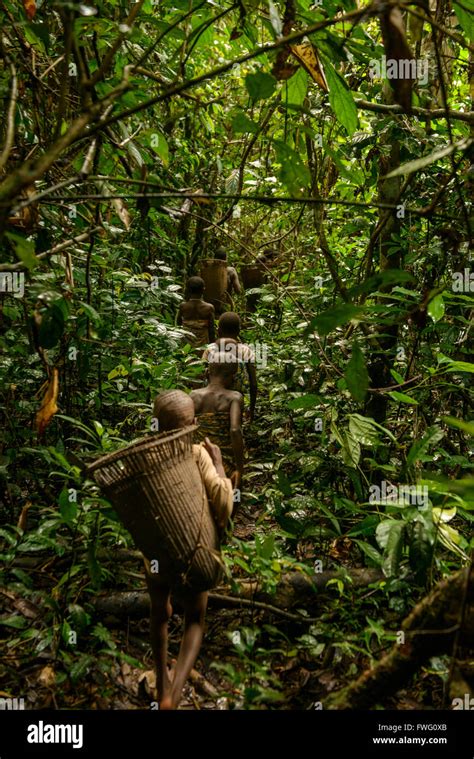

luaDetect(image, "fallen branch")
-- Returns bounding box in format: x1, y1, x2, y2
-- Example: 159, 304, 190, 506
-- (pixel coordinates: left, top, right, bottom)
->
324, 567, 474, 709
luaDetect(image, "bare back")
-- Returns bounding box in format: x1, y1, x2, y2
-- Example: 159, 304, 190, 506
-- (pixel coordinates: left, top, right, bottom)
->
191, 386, 242, 414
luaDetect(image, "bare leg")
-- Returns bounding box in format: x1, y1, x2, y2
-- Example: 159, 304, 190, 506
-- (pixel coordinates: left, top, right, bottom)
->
146, 574, 173, 709
170, 591, 208, 709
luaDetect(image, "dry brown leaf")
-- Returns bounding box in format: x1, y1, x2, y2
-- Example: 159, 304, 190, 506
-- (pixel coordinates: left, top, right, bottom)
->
290, 42, 328, 92
112, 198, 131, 230
35, 368, 59, 435
24, 0, 36, 20
37, 665, 56, 688
17, 501, 32, 532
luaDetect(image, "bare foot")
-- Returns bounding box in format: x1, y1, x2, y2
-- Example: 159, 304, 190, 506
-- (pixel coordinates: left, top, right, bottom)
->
159, 695, 173, 710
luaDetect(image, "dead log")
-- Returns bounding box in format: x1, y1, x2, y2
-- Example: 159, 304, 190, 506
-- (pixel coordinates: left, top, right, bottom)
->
324, 567, 474, 710
92, 568, 383, 619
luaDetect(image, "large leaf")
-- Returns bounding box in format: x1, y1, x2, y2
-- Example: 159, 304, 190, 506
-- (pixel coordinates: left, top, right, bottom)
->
320, 55, 358, 135
376, 521, 405, 577
453, 0, 474, 40
345, 342, 369, 402
407, 425, 444, 468
348, 414, 380, 446
232, 111, 259, 134
5, 231, 38, 270
245, 71, 277, 100
274, 140, 310, 195
310, 304, 363, 336
285, 68, 308, 106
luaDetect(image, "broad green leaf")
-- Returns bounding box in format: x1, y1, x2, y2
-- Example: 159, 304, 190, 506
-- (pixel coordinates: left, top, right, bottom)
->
407, 425, 444, 467
382, 522, 405, 577
78, 301, 101, 325
286, 68, 308, 106
354, 540, 383, 566
453, 1, 474, 40
0, 615, 28, 629
310, 304, 363, 336
320, 55, 358, 135
442, 416, 474, 437
245, 71, 277, 100
274, 140, 310, 195
231, 111, 259, 134
427, 293, 445, 322
148, 131, 169, 165
59, 488, 78, 523
268, 0, 282, 36
388, 390, 418, 405
345, 342, 369, 402
347, 269, 415, 299
5, 232, 38, 270
348, 414, 380, 446
288, 393, 321, 409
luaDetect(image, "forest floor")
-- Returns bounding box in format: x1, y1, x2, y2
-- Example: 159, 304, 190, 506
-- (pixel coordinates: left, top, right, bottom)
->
2, 423, 447, 712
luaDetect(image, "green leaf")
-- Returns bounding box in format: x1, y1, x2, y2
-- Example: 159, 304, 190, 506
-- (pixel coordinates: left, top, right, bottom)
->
388, 391, 418, 405
286, 68, 308, 106
78, 301, 101, 325
382, 522, 404, 577
427, 293, 445, 322
59, 488, 78, 523
231, 111, 259, 134
148, 131, 169, 165
347, 269, 415, 299
310, 304, 363, 336
268, 0, 282, 36
348, 414, 380, 446
5, 232, 38, 270
320, 56, 358, 135
453, 1, 474, 41
407, 425, 444, 468
274, 140, 310, 195
345, 342, 369, 402
38, 303, 65, 349
287, 393, 321, 409
0, 615, 28, 629
354, 540, 383, 566
245, 71, 277, 100
442, 416, 474, 437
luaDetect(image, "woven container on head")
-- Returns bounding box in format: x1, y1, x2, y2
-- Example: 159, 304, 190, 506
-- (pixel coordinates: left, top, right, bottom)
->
86, 426, 223, 592
200, 259, 227, 306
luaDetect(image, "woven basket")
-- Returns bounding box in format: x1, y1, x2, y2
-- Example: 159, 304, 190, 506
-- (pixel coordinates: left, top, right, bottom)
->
86, 426, 224, 592
200, 259, 227, 308
241, 263, 266, 289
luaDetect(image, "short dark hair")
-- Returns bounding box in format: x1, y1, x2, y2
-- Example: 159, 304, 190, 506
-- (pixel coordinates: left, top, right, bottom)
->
214, 246, 227, 261
218, 311, 240, 337
187, 276, 205, 295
